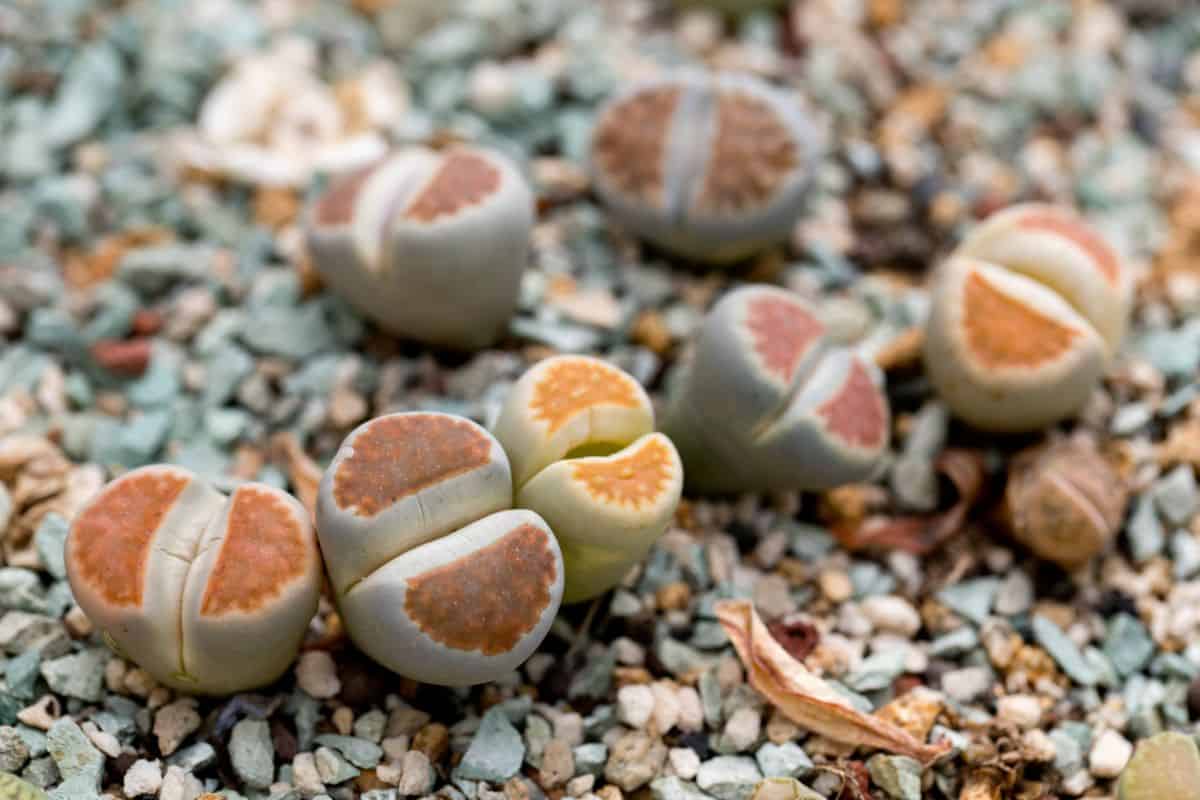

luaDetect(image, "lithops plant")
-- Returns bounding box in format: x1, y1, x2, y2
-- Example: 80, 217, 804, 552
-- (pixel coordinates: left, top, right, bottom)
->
1118, 732, 1200, 800
662, 285, 890, 494
588, 70, 819, 263
1004, 432, 1128, 568
306, 145, 534, 349
316, 412, 563, 685
924, 203, 1131, 432
66, 466, 322, 695
493, 356, 683, 603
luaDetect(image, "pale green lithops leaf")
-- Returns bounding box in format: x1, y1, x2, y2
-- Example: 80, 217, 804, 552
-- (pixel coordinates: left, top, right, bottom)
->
1118, 732, 1200, 800
492, 355, 683, 603
588, 70, 819, 264
0, 773, 49, 800
662, 285, 890, 494
316, 412, 565, 685
305, 145, 534, 350
923, 203, 1132, 432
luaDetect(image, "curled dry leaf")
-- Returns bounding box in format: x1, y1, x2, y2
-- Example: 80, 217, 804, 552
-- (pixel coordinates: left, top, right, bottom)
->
269, 432, 323, 519
767, 618, 821, 662
714, 599, 951, 765
832, 449, 985, 555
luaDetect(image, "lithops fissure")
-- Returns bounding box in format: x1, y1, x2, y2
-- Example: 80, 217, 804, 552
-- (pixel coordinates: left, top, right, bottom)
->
494, 356, 683, 603
924, 204, 1130, 432
65, 466, 322, 695
307, 145, 534, 349
316, 412, 563, 685
589, 72, 818, 263
663, 285, 890, 493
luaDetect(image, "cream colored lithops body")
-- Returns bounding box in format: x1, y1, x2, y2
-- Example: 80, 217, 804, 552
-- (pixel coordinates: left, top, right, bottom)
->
65, 465, 322, 695
662, 285, 890, 494
306, 145, 534, 349
588, 71, 818, 263
924, 204, 1131, 432
494, 356, 683, 603
316, 412, 563, 685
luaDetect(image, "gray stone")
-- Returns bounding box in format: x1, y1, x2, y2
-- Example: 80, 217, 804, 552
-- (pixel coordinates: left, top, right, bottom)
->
1128, 496, 1166, 563
40, 649, 107, 702
866, 755, 922, 800
32, 515, 68, 580
229, 719, 274, 790
695, 756, 761, 800
352, 710, 387, 744
1155, 465, 1198, 527
993, 571, 1034, 616
1171, 530, 1200, 580
452, 709, 524, 782
844, 650, 907, 693
395, 750, 434, 796
0, 725, 30, 772
1103, 613, 1155, 677
1032, 615, 1097, 686
6, 650, 42, 700
22, 756, 58, 789
314, 747, 359, 785
167, 743, 216, 772
650, 777, 711, 800
0, 569, 48, 614
46, 719, 103, 792
754, 743, 812, 778
312, 735, 381, 770
118, 246, 214, 293
936, 578, 998, 625
572, 743, 607, 776
240, 304, 335, 360
929, 628, 978, 658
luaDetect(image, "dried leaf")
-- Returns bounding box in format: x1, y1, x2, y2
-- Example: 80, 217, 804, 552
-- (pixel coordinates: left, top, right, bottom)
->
833, 449, 985, 555
715, 599, 950, 765
269, 432, 322, 519
767, 618, 821, 662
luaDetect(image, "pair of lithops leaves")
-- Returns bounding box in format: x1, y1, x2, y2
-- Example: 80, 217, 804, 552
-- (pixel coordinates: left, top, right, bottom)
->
306, 145, 533, 350
589, 70, 819, 263
663, 285, 890, 494
66, 468, 322, 695
924, 203, 1132, 432
318, 355, 682, 685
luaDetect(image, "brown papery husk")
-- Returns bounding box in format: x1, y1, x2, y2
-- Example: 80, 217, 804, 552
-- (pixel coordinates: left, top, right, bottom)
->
715, 599, 951, 765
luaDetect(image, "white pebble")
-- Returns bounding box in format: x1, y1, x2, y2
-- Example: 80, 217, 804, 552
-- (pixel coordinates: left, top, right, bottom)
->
292, 753, 326, 798
1088, 729, 1133, 779
719, 707, 761, 752
860, 595, 922, 636
159, 766, 204, 800
676, 687, 704, 733
616, 684, 655, 729
650, 681, 681, 735
996, 694, 1042, 730
123, 759, 163, 798
296, 651, 341, 699
941, 667, 992, 703
667, 747, 701, 780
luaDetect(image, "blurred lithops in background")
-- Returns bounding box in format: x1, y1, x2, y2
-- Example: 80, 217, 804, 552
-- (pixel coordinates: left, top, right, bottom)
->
316, 412, 562, 685
306, 145, 534, 349
588, 70, 819, 263
66, 466, 322, 695
1003, 432, 1128, 568
924, 204, 1132, 432
1118, 732, 1200, 800
663, 285, 890, 493
494, 356, 683, 603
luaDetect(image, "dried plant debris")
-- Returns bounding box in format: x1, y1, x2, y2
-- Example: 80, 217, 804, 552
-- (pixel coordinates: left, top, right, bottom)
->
1, 1, 1200, 799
